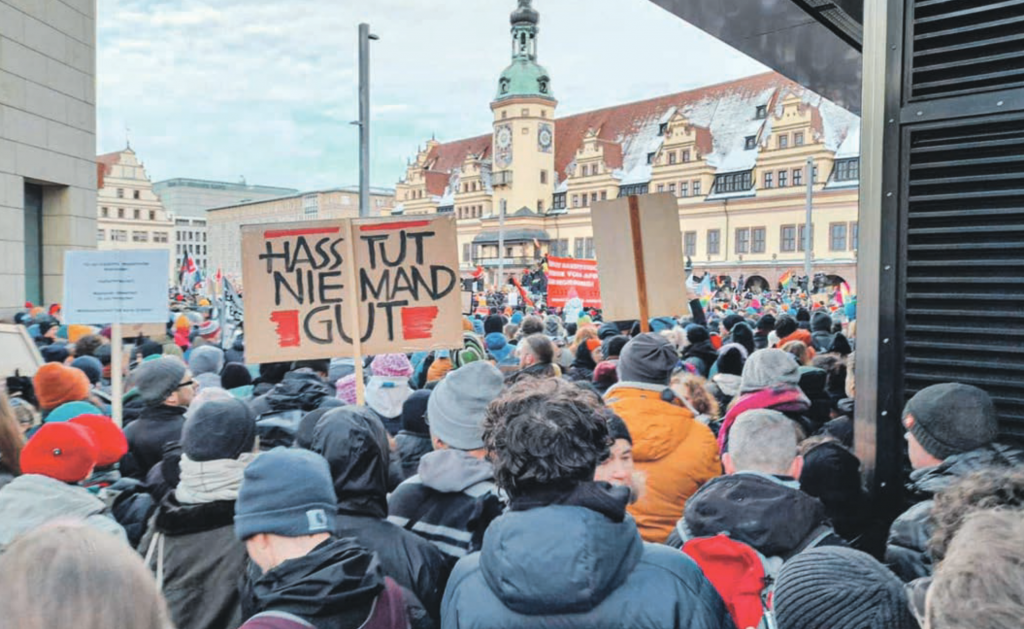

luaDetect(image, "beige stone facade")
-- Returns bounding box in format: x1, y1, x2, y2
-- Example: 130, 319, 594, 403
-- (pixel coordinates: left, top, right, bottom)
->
96, 148, 176, 279
0, 0, 97, 315
206, 187, 395, 283
392, 1, 860, 294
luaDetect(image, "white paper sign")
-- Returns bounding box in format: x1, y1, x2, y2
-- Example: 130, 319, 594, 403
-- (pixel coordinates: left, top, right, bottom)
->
63, 250, 170, 324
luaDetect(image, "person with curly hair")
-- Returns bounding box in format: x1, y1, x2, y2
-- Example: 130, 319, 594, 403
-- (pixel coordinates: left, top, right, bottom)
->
442, 377, 732, 629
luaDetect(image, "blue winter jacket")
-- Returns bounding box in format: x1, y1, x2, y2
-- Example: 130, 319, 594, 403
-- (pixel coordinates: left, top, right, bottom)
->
441, 503, 734, 629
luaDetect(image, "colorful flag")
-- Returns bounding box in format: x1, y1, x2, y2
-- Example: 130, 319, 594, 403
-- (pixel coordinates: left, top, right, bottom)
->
699, 274, 713, 308
779, 270, 794, 290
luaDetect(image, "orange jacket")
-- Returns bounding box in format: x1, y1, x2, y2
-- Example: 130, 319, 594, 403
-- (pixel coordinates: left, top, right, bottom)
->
605, 383, 722, 543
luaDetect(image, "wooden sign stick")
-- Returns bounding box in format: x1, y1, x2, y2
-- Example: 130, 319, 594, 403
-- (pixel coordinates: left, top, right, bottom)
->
627, 195, 651, 333
342, 225, 367, 405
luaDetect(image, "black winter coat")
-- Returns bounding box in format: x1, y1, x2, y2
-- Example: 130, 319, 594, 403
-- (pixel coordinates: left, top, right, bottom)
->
886, 443, 1024, 581
121, 404, 187, 479
311, 406, 451, 625
396, 431, 432, 480
249, 370, 333, 417
683, 341, 718, 378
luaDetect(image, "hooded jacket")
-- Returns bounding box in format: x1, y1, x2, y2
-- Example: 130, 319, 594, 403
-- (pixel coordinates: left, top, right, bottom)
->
121, 404, 188, 480
139, 493, 246, 629
666, 473, 846, 556
810, 312, 835, 352
604, 382, 722, 543
442, 484, 732, 629
388, 449, 503, 566
566, 342, 597, 383
886, 443, 1024, 582
249, 370, 334, 418
682, 340, 718, 378
706, 373, 742, 418
245, 537, 388, 629
396, 432, 433, 480
311, 407, 450, 623
0, 474, 126, 550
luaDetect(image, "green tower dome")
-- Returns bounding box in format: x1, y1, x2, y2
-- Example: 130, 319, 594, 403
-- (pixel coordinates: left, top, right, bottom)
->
494, 0, 555, 103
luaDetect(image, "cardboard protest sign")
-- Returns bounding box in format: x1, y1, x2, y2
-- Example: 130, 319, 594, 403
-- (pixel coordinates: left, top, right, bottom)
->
546, 257, 602, 308
241, 216, 462, 364
591, 193, 689, 322
0, 324, 44, 378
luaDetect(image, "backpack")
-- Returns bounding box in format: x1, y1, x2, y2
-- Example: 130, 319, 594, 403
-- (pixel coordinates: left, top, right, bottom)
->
682, 534, 780, 629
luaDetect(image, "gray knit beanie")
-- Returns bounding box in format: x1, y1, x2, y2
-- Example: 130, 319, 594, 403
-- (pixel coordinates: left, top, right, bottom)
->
774, 546, 917, 629
739, 349, 801, 394
903, 383, 998, 461
131, 356, 188, 406
234, 448, 337, 540
189, 345, 225, 376
427, 361, 504, 450
617, 333, 679, 386
182, 397, 256, 461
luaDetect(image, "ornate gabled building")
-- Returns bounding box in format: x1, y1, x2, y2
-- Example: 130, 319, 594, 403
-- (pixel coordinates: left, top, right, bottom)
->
393, 0, 861, 291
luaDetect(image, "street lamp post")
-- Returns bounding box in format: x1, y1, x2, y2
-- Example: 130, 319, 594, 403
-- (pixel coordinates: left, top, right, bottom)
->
804, 156, 814, 283
358, 24, 379, 218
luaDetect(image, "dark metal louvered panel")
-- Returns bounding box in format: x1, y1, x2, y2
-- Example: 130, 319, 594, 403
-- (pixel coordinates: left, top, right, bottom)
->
910, 0, 1024, 101
903, 114, 1024, 442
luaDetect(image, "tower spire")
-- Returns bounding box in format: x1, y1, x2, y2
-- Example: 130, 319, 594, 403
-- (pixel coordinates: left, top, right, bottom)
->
494, 0, 554, 102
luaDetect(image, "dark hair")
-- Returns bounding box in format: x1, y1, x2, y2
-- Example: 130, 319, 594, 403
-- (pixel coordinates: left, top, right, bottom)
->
929, 467, 1024, 562
73, 334, 104, 358
258, 361, 291, 384
484, 378, 609, 497
796, 307, 811, 322
757, 314, 777, 332
519, 316, 544, 336
520, 334, 555, 365
292, 359, 330, 375
775, 315, 799, 339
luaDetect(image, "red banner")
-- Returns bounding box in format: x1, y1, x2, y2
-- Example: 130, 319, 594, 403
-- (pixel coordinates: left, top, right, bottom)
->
547, 256, 602, 308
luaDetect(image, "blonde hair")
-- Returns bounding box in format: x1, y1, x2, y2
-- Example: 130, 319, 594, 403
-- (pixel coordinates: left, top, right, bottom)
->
671, 373, 720, 421
782, 340, 811, 366
0, 525, 172, 629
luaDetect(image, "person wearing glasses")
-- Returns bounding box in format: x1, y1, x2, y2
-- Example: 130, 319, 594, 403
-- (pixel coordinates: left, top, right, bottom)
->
121, 356, 196, 479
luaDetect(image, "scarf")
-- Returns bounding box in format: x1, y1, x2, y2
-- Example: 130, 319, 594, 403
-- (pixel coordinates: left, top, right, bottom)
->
175, 452, 257, 504
717, 385, 811, 452
365, 376, 411, 420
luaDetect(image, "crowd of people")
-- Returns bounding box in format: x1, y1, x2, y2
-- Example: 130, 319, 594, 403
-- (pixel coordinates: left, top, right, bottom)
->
0, 295, 1022, 629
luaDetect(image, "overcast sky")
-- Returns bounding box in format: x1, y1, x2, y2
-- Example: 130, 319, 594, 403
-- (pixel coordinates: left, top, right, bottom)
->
97, 0, 767, 191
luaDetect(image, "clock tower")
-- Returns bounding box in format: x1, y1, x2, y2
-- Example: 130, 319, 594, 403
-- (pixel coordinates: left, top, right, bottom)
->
491, 0, 557, 215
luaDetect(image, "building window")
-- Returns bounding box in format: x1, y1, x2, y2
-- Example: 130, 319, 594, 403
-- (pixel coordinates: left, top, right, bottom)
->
680, 182, 688, 197
342, 195, 352, 205
580, 194, 588, 207
778, 170, 788, 187
589, 192, 597, 204
778, 134, 789, 149
799, 224, 814, 252
600, 190, 607, 200
149, 210, 155, 220
591, 164, 600, 176
735, 228, 750, 254
574, 238, 584, 259
707, 229, 721, 255
537, 199, 544, 212
541, 110, 547, 118
658, 122, 668, 136
552, 192, 566, 210
850, 221, 859, 250
692, 180, 702, 196
132, 231, 148, 242
794, 132, 805, 146
117, 208, 124, 218
133, 190, 141, 200
713, 171, 753, 194
647, 152, 656, 165
116, 188, 124, 198
813, 165, 819, 182
502, 111, 507, 119
744, 136, 756, 150
657, 184, 665, 193
111, 229, 127, 242
793, 168, 803, 187
101, 207, 108, 217
97, 229, 105, 241
682, 150, 691, 162
540, 170, 547, 184
835, 158, 860, 181
756, 105, 767, 119
154, 232, 168, 243
751, 227, 766, 253
618, 183, 649, 196
133, 209, 140, 220
684, 231, 697, 257
463, 243, 471, 262
764, 171, 773, 188
585, 238, 595, 259
781, 225, 797, 252
830, 223, 848, 251
668, 151, 677, 165
572, 194, 579, 208
522, 127, 529, 135
521, 108, 529, 117
668, 183, 676, 195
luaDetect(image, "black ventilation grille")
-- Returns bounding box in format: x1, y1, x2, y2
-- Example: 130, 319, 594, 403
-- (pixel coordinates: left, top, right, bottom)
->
910, 0, 1024, 101
903, 113, 1024, 442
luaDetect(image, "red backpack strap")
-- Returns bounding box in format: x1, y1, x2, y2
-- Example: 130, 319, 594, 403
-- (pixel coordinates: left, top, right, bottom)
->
683, 534, 769, 629
359, 577, 410, 629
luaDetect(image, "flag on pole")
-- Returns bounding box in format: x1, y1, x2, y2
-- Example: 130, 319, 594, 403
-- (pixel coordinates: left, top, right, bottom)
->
223, 277, 244, 322
178, 252, 198, 294
779, 270, 794, 290
699, 274, 713, 308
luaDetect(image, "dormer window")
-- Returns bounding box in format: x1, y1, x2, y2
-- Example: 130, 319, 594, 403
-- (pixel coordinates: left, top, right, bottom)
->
499, 78, 510, 95
755, 105, 767, 119
658, 122, 668, 136
744, 136, 757, 150
647, 152, 656, 165
538, 77, 549, 94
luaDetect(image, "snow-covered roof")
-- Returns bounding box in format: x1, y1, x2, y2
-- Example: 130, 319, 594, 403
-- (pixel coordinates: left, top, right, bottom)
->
834, 121, 861, 159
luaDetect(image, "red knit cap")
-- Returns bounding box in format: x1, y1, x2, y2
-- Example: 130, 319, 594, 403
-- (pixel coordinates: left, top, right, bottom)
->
585, 338, 602, 352
70, 415, 127, 467
21, 423, 98, 483
33, 363, 91, 411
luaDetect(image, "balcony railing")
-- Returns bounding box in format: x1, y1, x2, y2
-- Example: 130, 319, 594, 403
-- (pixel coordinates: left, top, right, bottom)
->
493, 170, 513, 186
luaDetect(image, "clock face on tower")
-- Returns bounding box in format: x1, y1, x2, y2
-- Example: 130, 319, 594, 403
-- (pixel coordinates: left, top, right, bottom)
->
497, 126, 512, 149
538, 122, 553, 153
495, 123, 513, 168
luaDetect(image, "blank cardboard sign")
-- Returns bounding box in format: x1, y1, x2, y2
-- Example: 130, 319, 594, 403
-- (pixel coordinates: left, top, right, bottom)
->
590, 193, 689, 322
0, 324, 43, 378
241, 216, 463, 364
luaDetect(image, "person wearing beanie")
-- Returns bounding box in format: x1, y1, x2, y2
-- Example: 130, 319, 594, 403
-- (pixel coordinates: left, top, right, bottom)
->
681, 324, 718, 378
197, 320, 221, 344
33, 362, 92, 412
395, 390, 432, 480
443, 378, 732, 629
335, 373, 358, 405
188, 345, 225, 391
799, 440, 877, 553
483, 314, 505, 337
602, 334, 628, 362
774, 547, 916, 629
70, 414, 128, 489
605, 333, 721, 543
70, 355, 103, 387
567, 338, 602, 383
728, 321, 756, 356
484, 332, 515, 368
666, 410, 846, 561
0, 423, 126, 550
388, 361, 505, 563
221, 362, 254, 398
40, 343, 69, 364
139, 396, 257, 629
707, 344, 747, 413
311, 407, 450, 624
592, 360, 619, 394
426, 350, 453, 383
754, 314, 776, 350
42, 400, 103, 424
121, 356, 194, 480
593, 411, 646, 505
717, 349, 811, 452
235, 448, 410, 629
720, 313, 744, 336
886, 382, 1018, 582
362, 354, 415, 436
810, 311, 835, 352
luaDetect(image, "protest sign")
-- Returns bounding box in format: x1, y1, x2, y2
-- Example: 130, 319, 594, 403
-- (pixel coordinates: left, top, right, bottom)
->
546, 256, 602, 308
0, 324, 43, 378
591, 193, 689, 324
241, 216, 462, 364
63, 250, 170, 325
